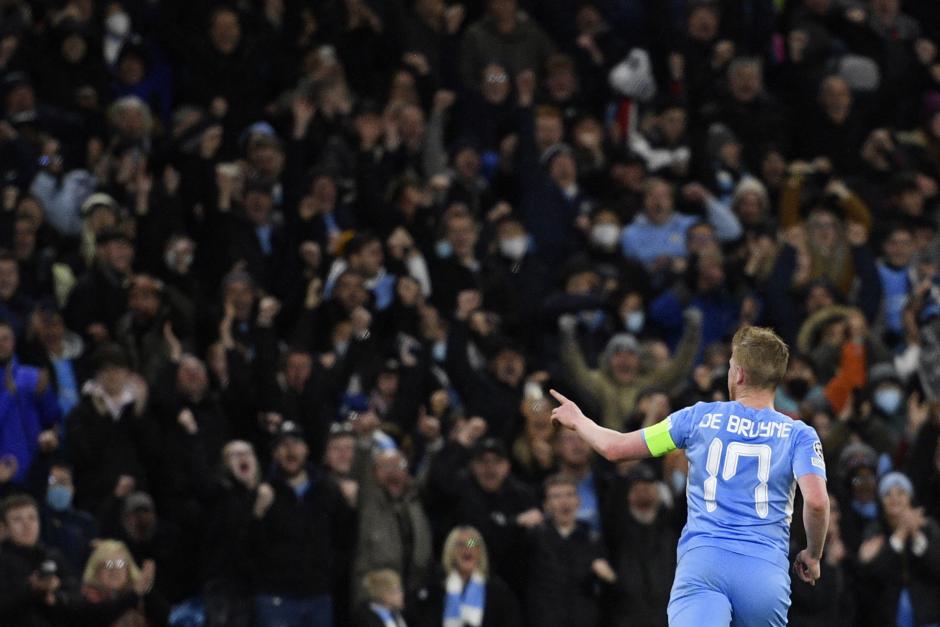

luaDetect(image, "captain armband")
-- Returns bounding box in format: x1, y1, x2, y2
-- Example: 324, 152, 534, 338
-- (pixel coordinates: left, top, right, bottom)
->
642, 418, 677, 457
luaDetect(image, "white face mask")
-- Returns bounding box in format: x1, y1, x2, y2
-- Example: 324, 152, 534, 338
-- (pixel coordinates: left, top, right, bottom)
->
106, 12, 131, 37
591, 223, 621, 250
165, 250, 194, 273
625, 311, 644, 332
499, 236, 527, 261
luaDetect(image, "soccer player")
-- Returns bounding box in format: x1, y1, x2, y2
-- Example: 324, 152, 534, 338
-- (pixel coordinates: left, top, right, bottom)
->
550, 325, 828, 626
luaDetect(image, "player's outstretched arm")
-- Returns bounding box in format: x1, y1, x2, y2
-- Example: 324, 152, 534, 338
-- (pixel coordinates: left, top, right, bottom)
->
794, 473, 829, 586
550, 389, 651, 462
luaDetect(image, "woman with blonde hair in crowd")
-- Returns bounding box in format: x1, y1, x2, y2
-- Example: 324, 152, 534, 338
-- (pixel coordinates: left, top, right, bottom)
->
81, 539, 169, 626
406, 526, 520, 627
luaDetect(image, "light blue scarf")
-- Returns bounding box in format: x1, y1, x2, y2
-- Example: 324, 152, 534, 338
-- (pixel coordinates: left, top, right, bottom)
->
444, 571, 486, 627
370, 603, 405, 627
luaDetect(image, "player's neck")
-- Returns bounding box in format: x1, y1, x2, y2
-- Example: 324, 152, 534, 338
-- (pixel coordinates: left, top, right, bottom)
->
733, 388, 776, 410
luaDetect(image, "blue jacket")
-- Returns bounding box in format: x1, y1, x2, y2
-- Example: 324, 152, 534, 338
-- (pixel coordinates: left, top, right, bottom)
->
0, 358, 61, 483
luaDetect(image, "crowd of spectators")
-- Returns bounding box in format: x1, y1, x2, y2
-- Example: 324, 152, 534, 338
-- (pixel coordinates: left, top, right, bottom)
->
1, 0, 940, 625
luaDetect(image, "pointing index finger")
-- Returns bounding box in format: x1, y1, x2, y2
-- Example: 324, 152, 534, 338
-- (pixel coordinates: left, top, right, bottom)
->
549, 389, 569, 405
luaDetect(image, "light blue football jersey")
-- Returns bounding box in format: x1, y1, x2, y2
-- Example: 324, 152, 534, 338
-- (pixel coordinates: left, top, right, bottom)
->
645, 401, 827, 571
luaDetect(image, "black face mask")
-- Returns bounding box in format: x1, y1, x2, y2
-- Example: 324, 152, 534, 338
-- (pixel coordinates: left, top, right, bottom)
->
786, 378, 810, 400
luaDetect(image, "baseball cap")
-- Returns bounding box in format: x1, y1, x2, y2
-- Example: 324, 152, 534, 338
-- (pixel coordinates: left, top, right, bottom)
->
273, 420, 306, 446
472, 437, 508, 460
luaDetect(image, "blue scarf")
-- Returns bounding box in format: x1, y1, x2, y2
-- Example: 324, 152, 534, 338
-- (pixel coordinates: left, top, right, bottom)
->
444, 571, 486, 627
370, 603, 404, 627
50, 357, 79, 415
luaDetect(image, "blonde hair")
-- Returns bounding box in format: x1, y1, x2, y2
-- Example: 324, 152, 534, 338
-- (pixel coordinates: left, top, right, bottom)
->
362, 569, 402, 602
441, 526, 489, 578
82, 540, 141, 588
731, 326, 789, 390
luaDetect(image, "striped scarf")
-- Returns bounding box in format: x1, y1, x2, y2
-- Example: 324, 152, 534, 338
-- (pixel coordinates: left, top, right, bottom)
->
443, 570, 486, 627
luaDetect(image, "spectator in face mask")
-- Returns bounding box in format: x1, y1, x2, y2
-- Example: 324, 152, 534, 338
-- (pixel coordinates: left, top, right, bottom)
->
39, 462, 97, 573
430, 210, 483, 316
774, 353, 826, 418
837, 444, 881, 555
867, 363, 908, 434
482, 216, 549, 348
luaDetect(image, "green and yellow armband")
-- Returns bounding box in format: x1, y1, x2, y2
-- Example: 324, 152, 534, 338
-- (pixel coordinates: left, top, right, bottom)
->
643, 418, 677, 458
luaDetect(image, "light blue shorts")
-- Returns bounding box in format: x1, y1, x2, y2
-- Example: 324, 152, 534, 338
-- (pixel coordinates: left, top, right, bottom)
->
668, 546, 790, 627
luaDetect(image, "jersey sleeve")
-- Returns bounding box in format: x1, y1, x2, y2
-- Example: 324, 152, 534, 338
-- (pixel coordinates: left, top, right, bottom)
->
792, 424, 827, 479
643, 405, 695, 457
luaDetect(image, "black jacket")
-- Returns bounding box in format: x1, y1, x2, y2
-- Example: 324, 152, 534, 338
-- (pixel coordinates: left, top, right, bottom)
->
524, 522, 605, 627
63, 263, 128, 340
0, 541, 79, 627
426, 443, 537, 594
444, 323, 524, 445
603, 506, 677, 627
201, 475, 258, 594
65, 395, 160, 514
250, 466, 356, 598
854, 519, 940, 627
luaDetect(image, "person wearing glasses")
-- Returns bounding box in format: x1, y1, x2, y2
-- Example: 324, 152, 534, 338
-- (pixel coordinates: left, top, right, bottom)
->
80, 539, 168, 626
406, 526, 521, 627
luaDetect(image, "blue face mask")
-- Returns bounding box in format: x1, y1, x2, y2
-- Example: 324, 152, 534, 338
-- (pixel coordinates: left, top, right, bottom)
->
435, 240, 452, 259
431, 341, 447, 363
46, 484, 73, 512
852, 499, 878, 519
874, 387, 902, 415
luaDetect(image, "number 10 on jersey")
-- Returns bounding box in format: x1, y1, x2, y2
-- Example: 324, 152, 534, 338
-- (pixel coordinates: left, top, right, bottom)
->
703, 439, 772, 518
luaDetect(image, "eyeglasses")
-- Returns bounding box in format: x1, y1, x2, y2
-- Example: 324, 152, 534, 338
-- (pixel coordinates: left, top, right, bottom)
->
464, 538, 481, 549
103, 560, 127, 570
485, 73, 509, 84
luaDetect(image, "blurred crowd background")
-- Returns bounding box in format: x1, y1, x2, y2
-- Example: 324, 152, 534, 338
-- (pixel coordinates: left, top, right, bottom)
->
1, 0, 940, 625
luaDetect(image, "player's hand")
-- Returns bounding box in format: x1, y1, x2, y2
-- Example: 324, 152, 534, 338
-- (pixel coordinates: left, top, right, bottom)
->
793, 549, 821, 586
549, 389, 586, 430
